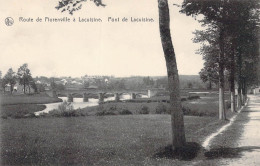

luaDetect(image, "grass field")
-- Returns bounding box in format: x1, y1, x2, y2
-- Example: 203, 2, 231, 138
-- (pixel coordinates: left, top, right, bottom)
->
0, 93, 62, 119
0, 90, 237, 165
69, 93, 232, 117
0, 93, 62, 105
0, 115, 228, 166
1, 104, 46, 119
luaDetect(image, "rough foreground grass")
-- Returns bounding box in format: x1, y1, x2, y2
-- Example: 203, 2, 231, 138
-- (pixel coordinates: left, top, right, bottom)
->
0, 115, 227, 166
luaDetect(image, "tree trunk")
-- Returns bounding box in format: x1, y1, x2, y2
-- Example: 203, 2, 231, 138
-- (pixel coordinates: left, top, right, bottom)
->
241, 79, 244, 105
237, 84, 242, 108
237, 52, 242, 108
245, 83, 247, 101
242, 78, 246, 105
219, 28, 226, 120
10, 85, 13, 94
230, 44, 236, 112
209, 80, 212, 90
24, 81, 26, 94
158, 0, 186, 149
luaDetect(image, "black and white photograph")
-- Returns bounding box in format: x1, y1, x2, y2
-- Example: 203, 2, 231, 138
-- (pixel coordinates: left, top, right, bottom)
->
0, 0, 260, 165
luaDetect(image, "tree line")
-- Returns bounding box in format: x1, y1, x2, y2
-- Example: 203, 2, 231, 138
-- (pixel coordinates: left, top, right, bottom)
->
0, 64, 36, 94
55, 0, 260, 151
181, 0, 260, 119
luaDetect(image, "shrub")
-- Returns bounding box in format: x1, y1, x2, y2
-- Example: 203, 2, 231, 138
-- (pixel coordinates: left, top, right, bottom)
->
1, 115, 8, 119
109, 105, 117, 111
43, 101, 87, 117
181, 98, 187, 101
155, 103, 168, 114
97, 105, 105, 112
57, 101, 74, 112
47, 109, 86, 117
182, 106, 191, 115
24, 113, 37, 118
225, 100, 231, 109
139, 105, 150, 114
187, 96, 200, 100
119, 109, 133, 115
182, 105, 216, 117
96, 110, 116, 116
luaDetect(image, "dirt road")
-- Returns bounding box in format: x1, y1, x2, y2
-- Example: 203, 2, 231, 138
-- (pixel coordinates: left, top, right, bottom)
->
219, 95, 260, 165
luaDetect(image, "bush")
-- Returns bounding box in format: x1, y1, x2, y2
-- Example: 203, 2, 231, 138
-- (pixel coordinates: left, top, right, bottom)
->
109, 105, 117, 111
96, 110, 116, 116
119, 109, 133, 115
182, 105, 216, 117
182, 106, 191, 115
139, 105, 150, 114
58, 101, 74, 112
24, 113, 37, 118
225, 100, 231, 109
181, 98, 187, 101
187, 96, 200, 100
155, 103, 168, 114
43, 101, 87, 117
97, 105, 105, 112
47, 109, 86, 117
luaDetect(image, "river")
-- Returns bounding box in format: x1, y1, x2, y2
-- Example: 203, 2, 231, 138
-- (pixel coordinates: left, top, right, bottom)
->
35, 94, 148, 116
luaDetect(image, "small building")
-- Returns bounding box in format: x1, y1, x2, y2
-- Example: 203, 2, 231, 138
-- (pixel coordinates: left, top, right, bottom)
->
5, 83, 35, 94
253, 87, 260, 95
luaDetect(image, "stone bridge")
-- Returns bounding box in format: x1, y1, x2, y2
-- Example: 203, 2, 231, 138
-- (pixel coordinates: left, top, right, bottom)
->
51, 90, 146, 103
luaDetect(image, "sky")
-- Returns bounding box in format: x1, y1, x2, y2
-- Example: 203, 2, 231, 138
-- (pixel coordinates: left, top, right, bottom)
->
0, 0, 204, 78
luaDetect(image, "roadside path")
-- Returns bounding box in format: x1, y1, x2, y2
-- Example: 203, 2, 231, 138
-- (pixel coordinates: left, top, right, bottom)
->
220, 95, 260, 165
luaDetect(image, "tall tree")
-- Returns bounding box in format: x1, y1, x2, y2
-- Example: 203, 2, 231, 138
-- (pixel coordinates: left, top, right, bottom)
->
55, 0, 187, 149
17, 64, 32, 94
158, 0, 186, 149
1, 77, 8, 94
227, 0, 260, 107
181, 1, 228, 119
181, 0, 260, 119
30, 80, 38, 93
3, 68, 17, 94
194, 29, 220, 90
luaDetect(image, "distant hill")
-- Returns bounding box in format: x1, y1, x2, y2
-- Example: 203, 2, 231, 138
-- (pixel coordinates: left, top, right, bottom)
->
121, 75, 207, 90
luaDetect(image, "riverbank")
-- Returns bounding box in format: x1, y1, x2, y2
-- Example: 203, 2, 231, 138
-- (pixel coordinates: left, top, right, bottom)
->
41, 94, 231, 118
1, 104, 46, 119
0, 93, 62, 118
0, 93, 62, 105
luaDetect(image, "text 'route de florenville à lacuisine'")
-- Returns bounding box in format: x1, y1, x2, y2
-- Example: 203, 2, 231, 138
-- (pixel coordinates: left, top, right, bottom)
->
18, 17, 154, 23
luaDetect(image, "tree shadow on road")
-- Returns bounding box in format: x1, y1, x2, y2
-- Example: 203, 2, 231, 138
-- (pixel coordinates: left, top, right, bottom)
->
204, 146, 260, 159
241, 111, 259, 113
153, 142, 201, 161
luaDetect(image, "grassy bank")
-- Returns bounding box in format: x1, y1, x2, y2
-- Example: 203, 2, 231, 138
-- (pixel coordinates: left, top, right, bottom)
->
0, 93, 62, 105
1, 104, 46, 119
0, 91, 236, 165
0, 93, 61, 119
0, 115, 227, 166
66, 94, 232, 117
